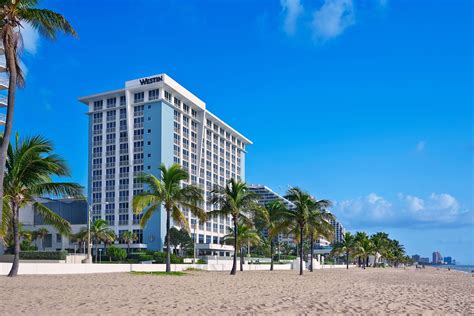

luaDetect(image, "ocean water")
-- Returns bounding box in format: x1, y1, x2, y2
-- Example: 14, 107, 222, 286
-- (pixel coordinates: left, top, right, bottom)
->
438, 265, 474, 273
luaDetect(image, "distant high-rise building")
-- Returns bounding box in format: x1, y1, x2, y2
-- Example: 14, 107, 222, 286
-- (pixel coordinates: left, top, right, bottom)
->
432, 251, 443, 264
443, 256, 452, 265
248, 184, 295, 244
330, 219, 345, 244
419, 257, 430, 264
412, 254, 421, 263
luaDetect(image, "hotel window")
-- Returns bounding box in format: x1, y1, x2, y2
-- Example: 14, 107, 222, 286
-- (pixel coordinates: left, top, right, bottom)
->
183, 103, 189, 113
173, 97, 181, 107
134, 92, 144, 103
213, 236, 218, 244
148, 89, 159, 101
106, 110, 115, 122
164, 90, 172, 101
119, 108, 127, 119
93, 100, 103, 111
191, 109, 197, 118
119, 95, 126, 106
106, 97, 116, 108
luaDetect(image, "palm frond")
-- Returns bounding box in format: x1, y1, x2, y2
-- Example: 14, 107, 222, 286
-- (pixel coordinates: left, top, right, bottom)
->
33, 202, 71, 235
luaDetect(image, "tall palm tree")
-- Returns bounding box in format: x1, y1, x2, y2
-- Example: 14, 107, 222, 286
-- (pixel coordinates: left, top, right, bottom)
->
222, 223, 260, 271
282, 187, 315, 275
133, 163, 205, 272
254, 200, 289, 271
35, 227, 48, 251
209, 178, 258, 275
370, 232, 389, 267
307, 202, 334, 272
0, 0, 77, 225
86, 219, 114, 263
0, 134, 83, 276
331, 232, 356, 269
121, 231, 138, 254
354, 231, 372, 269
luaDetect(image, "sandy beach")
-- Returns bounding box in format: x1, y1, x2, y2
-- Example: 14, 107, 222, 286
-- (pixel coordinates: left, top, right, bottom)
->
1, 267, 472, 315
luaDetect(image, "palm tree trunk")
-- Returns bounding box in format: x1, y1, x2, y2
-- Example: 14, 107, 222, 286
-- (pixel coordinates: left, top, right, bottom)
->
230, 216, 237, 275
310, 234, 314, 272
240, 247, 243, 271
346, 251, 349, 269
95, 239, 99, 263
166, 209, 171, 273
299, 225, 304, 275
270, 239, 274, 271
366, 256, 369, 268
0, 27, 18, 229
8, 205, 20, 277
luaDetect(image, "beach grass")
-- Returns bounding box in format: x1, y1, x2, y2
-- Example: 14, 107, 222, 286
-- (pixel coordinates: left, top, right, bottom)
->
130, 271, 186, 276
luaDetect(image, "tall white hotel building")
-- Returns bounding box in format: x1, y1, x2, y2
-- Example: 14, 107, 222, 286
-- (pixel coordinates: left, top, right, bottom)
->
79, 74, 252, 253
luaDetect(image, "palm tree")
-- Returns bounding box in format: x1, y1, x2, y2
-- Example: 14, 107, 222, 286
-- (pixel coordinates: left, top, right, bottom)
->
133, 163, 205, 272
354, 231, 372, 269
86, 219, 115, 263
282, 187, 315, 275
254, 200, 289, 271
209, 178, 258, 275
0, 134, 83, 276
307, 202, 334, 272
70, 230, 87, 254
387, 239, 405, 267
121, 231, 137, 254
332, 232, 356, 269
370, 232, 389, 267
222, 223, 260, 271
35, 227, 49, 251
0, 0, 77, 226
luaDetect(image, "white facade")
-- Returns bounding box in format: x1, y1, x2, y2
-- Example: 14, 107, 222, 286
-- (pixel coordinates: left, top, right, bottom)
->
79, 74, 252, 250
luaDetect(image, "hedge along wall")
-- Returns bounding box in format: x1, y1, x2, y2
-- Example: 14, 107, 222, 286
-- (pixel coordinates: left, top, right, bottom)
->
19, 251, 68, 260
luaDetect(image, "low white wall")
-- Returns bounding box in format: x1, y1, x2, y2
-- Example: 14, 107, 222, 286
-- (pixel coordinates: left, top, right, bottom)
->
0, 262, 293, 275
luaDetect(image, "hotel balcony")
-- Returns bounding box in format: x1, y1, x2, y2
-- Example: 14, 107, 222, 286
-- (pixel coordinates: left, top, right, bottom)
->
0, 95, 7, 107
0, 113, 6, 125
0, 78, 8, 90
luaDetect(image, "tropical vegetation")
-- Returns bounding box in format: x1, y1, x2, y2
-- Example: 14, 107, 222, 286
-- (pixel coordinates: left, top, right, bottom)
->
208, 178, 258, 275
0, 134, 83, 276
0, 0, 77, 234
133, 163, 206, 272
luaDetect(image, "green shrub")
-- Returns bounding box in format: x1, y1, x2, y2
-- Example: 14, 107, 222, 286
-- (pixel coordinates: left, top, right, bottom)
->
107, 246, 127, 262
152, 251, 183, 264
20, 251, 67, 260
196, 259, 206, 264
128, 253, 153, 262
20, 240, 37, 251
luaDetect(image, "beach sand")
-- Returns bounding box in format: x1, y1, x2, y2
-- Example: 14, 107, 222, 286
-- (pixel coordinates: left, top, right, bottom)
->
1, 267, 472, 315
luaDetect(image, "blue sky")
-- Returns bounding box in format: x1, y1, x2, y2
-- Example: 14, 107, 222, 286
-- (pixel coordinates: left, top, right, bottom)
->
11, 0, 473, 263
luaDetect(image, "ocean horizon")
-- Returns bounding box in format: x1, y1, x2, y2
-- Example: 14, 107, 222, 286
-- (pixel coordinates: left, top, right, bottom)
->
437, 265, 474, 274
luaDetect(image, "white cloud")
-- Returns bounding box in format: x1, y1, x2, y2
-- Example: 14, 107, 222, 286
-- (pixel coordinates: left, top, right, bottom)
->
416, 140, 425, 152
19, 22, 40, 55
336, 193, 394, 226
399, 193, 461, 223
281, 0, 304, 35
311, 0, 355, 41
334, 192, 470, 228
